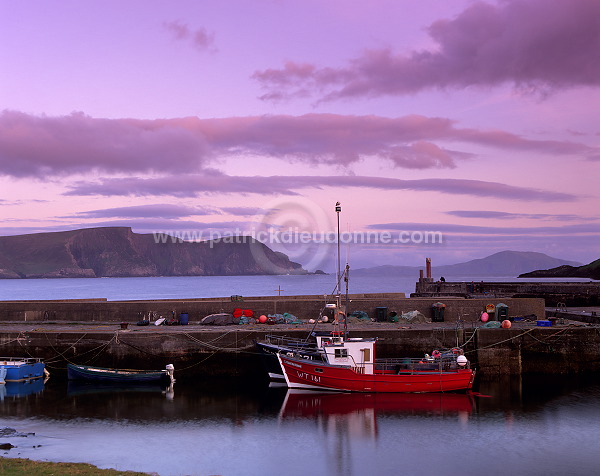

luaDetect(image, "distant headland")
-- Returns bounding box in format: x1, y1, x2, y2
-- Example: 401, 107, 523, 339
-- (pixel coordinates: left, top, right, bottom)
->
0, 227, 306, 278
519, 258, 600, 280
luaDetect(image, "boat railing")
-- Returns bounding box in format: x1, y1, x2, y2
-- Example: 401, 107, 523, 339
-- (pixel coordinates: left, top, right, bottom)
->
264, 335, 319, 350
375, 357, 468, 374
0, 357, 44, 365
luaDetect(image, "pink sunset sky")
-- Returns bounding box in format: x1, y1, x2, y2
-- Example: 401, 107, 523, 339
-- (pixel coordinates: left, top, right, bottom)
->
1, 0, 599, 271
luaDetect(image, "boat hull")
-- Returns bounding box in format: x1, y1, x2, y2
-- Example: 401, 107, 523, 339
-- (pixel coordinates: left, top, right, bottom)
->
256, 340, 323, 381
278, 355, 475, 393
0, 358, 45, 382
67, 364, 168, 383
256, 342, 289, 380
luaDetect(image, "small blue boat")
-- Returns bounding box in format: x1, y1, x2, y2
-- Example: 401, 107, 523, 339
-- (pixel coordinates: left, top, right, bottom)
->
67, 363, 174, 383
0, 357, 46, 383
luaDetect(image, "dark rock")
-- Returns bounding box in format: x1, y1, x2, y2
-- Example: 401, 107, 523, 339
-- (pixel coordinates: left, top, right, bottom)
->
0, 427, 34, 438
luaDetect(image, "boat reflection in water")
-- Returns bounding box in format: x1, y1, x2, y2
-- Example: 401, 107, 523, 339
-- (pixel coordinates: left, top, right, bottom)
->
67, 381, 175, 400
279, 390, 474, 438
0, 378, 45, 401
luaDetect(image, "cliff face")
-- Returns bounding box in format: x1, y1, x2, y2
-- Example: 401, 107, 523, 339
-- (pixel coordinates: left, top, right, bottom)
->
519, 258, 600, 280
0, 227, 306, 278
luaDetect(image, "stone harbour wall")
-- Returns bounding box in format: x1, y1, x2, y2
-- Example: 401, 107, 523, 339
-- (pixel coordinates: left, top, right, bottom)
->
0, 295, 545, 323
0, 323, 598, 380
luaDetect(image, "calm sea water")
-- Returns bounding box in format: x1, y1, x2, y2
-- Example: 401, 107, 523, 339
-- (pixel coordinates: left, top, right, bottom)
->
0, 375, 599, 476
1, 274, 598, 475
0, 274, 594, 301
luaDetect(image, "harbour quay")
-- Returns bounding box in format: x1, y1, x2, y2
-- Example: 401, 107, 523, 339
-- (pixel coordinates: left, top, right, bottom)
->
414, 279, 600, 306
1, 294, 599, 380
0, 293, 545, 323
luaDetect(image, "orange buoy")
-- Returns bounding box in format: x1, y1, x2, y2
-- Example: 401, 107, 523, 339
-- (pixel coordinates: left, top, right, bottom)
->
481, 312, 489, 322
502, 319, 512, 329
258, 315, 267, 324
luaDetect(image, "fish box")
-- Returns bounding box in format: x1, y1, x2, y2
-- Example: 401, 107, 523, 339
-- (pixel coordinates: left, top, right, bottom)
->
536, 320, 552, 327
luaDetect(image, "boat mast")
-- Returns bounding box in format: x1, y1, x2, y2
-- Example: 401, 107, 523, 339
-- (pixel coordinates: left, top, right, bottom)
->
334, 201, 349, 336
335, 201, 341, 302
344, 262, 349, 335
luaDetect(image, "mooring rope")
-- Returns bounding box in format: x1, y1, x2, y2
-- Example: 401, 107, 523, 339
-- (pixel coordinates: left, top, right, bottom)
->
42, 333, 117, 367
470, 328, 536, 351
182, 332, 256, 352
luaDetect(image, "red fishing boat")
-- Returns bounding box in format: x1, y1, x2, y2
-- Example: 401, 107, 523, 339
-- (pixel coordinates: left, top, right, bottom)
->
277, 336, 475, 393
274, 203, 475, 393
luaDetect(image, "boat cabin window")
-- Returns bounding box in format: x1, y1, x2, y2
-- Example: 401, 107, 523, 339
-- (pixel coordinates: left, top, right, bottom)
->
361, 348, 371, 362
334, 348, 348, 358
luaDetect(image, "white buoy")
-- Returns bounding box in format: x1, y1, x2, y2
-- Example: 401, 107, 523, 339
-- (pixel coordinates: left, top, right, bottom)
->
456, 355, 468, 367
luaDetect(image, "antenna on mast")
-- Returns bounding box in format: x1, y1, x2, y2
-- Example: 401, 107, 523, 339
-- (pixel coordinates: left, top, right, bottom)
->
335, 202, 341, 298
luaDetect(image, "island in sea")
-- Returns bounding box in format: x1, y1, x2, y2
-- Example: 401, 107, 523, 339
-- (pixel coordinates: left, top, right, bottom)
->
0, 227, 306, 278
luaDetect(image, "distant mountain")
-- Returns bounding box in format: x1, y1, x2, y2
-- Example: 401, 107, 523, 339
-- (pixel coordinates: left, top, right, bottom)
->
519, 258, 600, 280
0, 227, 306, 278
350, 264, 418, 277
352, 251, 581, 278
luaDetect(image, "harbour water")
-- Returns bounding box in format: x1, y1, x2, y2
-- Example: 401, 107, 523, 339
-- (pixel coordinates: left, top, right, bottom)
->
0, 375, 599, 476
0, 274, 594, 301
1, 274, 599, 475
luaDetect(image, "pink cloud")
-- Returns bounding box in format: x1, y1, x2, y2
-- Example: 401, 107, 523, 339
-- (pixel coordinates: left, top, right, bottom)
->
186, 113, 599, 164
1, 111, 597, 178
72, 204, 266, 219
72, 204, 220, 219
220, 207, 266, 216
253, 61, 351, 102
0, 111, 209, 177
163, 21, 216, 52
65, 173, 577, 202
445, 210, 591, 221
368, 221, 600, 236
253, 0, 600, 101
200, 114, 467, 167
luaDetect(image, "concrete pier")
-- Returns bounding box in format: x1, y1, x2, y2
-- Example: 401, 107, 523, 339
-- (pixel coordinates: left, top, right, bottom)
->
413, 280, 600, 306
0, 294, 545, 323
0, 319, 598, 381
1, 295, 598, 381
